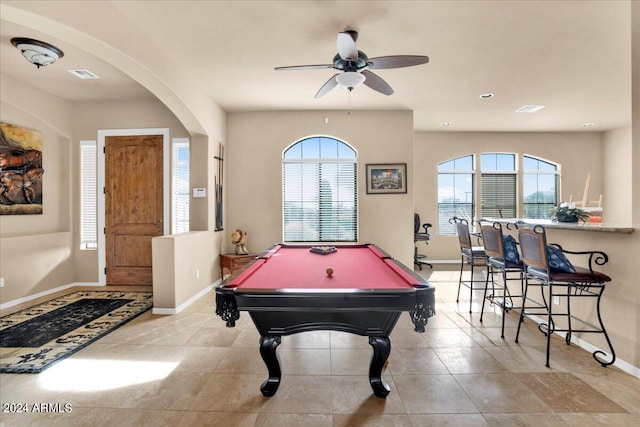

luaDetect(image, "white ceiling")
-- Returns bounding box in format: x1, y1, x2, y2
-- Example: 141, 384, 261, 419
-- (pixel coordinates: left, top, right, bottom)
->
0, 0, 632, 132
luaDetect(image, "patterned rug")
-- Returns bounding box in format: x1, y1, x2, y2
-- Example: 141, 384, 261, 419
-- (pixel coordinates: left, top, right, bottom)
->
0, 290, 153, 373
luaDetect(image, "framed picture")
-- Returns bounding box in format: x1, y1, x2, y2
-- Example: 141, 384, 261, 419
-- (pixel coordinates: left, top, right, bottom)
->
366, 163, 407, 194
0, 122, 44, 215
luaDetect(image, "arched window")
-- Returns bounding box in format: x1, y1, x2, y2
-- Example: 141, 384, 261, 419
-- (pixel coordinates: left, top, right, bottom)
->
282, 136, 357, 242
523, 155, 560, 218
437, 155, 475, 235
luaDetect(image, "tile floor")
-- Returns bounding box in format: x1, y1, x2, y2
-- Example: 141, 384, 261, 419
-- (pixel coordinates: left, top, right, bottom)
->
1, 269, 639, 426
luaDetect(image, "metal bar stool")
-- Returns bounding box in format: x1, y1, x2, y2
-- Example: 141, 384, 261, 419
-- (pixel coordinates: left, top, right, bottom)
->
414, 213, 432, 270
479, 221, 525, 338
450, 216, 487, 313
515, 225, 615, 368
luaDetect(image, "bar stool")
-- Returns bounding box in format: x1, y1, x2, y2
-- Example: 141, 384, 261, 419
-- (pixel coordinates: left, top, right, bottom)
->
450, 217, 487, 313
479, 221, 525, 338
515, 225, 616, 368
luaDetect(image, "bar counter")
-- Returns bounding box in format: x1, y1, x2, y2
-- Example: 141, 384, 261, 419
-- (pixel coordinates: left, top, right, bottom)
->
480, 218, 634, 234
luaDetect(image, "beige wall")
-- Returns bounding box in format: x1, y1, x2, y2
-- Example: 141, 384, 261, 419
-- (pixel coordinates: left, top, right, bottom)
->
603, 126, 633, 224
152, 231, 215, 310
0, 77, 75, 303
226, 110, 415, 267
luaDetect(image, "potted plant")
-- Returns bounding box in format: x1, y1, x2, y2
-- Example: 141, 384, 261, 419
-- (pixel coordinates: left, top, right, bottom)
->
550, 205, 590, 223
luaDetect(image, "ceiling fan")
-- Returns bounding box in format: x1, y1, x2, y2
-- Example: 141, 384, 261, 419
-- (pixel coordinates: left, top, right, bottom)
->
275, 30, 429, 98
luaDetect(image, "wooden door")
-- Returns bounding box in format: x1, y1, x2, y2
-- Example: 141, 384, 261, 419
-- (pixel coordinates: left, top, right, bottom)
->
105, 135, 163, 285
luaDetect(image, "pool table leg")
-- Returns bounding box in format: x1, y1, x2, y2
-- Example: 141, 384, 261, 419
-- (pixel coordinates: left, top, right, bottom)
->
368, 336, 391, 398
259, 335, 282, 396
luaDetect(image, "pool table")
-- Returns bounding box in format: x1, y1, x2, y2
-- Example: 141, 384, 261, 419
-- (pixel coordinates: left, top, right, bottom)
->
215, 243, 436, 398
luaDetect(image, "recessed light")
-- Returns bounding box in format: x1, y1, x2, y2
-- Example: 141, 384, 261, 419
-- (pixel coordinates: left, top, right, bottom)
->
479, 93, 494, 99
515, 105, 545, 113
582, 122, 594, 127
441, 122, 452, 127
67, 69, 100, 79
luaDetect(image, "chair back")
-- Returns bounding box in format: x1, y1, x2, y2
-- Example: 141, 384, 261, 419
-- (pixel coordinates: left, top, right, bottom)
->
480, 223, 504, 259
517, 226, 549, 272
414, 213, 421, 234
454, 219, 473, 250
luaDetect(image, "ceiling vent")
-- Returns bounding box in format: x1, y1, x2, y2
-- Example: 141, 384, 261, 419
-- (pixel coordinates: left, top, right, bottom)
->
515, 105, 545, 113
67, 69, 100, 79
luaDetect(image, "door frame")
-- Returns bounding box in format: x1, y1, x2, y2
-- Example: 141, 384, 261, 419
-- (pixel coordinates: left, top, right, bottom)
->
97, 128, 170, 286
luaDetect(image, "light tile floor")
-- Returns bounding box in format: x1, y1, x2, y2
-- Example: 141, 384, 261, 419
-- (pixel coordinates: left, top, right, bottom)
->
1, 269, 639, 426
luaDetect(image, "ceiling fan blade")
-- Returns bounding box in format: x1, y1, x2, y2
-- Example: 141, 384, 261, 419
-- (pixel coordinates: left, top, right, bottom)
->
275, 64, 334, 71
337, 31, 358, 61
315, 74, 340, 98
361, 70, 394, 96
367, 55, 429, 69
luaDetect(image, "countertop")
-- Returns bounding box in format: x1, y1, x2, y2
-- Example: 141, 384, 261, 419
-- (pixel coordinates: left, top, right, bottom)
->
480, 218, 634, 234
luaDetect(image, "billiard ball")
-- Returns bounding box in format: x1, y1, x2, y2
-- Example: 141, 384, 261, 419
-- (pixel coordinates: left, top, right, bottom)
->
326, 267, 334, 277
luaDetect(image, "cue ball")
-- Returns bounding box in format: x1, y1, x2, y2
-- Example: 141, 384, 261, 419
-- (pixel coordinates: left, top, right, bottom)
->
326, 267, 333, 277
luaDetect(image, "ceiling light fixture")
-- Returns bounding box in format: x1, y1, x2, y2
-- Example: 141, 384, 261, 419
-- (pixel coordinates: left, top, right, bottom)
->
11, 37, 64, 68
336, 72, 366, 91
582, 122, 594, 127
479, 93, 494, 99
441, 122, 452, 127
515, 105, 545, 113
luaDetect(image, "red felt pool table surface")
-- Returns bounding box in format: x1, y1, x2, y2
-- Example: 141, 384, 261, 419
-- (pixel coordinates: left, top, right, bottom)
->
228, 244, 420, 290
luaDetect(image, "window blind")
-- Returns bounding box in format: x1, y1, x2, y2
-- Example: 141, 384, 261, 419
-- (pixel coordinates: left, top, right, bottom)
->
481, 173, 516, 218
283, 161, 357, 242
80, 141, 97, 249
172, 140, 190, 234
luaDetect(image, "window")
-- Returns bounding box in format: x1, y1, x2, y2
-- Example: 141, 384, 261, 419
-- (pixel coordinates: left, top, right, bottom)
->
171, 138, 190, 234
438, 155, 475, 235
437, 153, 561, 234
481, 153, 516, 218
283, 136, 357, 242
523, 155, 559, 219
80, 141, 97, 249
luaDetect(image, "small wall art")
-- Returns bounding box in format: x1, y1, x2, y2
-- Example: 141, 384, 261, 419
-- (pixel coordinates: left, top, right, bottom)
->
366, 163, 407, 194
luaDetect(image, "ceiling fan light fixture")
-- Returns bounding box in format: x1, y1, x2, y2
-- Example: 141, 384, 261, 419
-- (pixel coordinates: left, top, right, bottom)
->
11, 37, 64, 68
336, 71, 366, 91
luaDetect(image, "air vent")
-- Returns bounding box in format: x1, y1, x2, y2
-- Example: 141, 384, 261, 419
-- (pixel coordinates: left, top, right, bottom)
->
515, 105, 545, 113
67, 69, 100, 79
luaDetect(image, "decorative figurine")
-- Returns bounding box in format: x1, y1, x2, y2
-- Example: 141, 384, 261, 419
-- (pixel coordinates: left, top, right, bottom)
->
231, 229, 249, 255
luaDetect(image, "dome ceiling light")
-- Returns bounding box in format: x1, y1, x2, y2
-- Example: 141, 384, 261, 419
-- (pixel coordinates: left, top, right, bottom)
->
11, 37, 64, 69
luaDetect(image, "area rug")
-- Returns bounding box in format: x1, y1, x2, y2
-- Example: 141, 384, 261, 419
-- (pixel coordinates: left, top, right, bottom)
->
0, 290, 153, 373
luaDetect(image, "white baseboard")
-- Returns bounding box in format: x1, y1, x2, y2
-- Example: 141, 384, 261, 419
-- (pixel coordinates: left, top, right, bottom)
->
152, 280, 220, 315
0, 282, 100, 311
526, 314, 640, 379
73, 282, 103, 287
